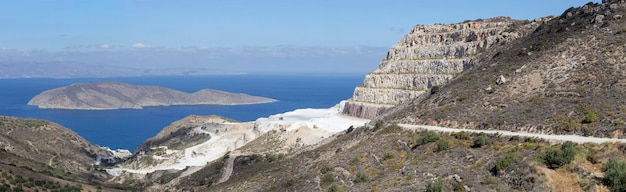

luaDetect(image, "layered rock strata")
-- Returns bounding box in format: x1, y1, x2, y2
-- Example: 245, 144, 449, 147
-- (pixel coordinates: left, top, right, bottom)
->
343, 17, 527, 119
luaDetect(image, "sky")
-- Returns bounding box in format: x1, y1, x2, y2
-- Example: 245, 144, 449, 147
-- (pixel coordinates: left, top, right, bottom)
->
0, 0, 601, 74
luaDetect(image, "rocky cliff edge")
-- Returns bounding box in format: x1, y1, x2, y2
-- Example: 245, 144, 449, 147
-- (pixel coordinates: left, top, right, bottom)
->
343, 17, 543, 119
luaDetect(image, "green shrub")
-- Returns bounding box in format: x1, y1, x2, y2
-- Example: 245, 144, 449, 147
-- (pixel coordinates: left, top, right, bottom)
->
539, 141, 577, 169
383, 152, 395, 160
454, 131, 471, 140
455, 181, 467, 192
603, 158, 626, 192
417, 131, 440, 145
374, 120, 384, 130
354, 172, 369, 183
583, 111, 598, 124
472, 133, 490, 148
320, 165, 333, 174
494, 151, 520, 173
349, 158, 359, 166
434, 139, 450, 152
266, 153, 283, 163
426, 178, 443, 192
327, 183, 339, 192
321, 173, 335, 186
285, 179, 295, 186
481, 175, 499, 185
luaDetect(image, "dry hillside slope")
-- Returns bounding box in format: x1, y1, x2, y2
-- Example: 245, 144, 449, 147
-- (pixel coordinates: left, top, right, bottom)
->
0, 116, 130, 191
171, 123, 626, 192
385, 1, 626, 138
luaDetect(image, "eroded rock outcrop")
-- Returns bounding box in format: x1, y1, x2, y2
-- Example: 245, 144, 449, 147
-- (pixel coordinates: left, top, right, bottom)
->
383, 0, 626, 138
343, 17, 536, 119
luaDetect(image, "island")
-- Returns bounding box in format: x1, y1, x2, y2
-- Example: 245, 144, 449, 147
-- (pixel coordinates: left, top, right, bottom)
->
27, 82, 277, 110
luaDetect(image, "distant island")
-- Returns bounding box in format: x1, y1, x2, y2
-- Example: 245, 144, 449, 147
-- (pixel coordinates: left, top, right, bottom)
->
28, 82, 277, 110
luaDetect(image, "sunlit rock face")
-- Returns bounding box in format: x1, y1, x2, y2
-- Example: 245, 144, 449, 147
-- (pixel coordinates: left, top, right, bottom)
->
343, 17, 528, 119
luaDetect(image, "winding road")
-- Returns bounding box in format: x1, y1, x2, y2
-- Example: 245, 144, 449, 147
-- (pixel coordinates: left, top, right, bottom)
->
399, 124, 626, 144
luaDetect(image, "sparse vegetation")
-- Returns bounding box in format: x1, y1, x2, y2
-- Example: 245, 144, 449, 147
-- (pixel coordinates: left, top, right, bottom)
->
383, 152, 395, 160
603, 158, 626, 192
354, 172, 369, 183
538, 141, 577, 169
378, 124, 402, 135
434, 139, 450, 152
140, 155, 156, 166
426, 178, 443, 192
416, 131, 440, 146
327, 183, 339, 192
320, 165, 333, 174
7, 1, 626, 191
493, 150, 520, 174
582, 111, 598, 124
321, 173, 335, 186
481, 175, 499, 185
455, 180, 467, 192
454, 131, 471, 140
374, 120, 384, 130
472, 133, 490, 148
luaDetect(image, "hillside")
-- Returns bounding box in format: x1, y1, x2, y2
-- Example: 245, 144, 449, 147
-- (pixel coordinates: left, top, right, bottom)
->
170, 123, 626, 192
153, 1, 626, 191
0, 116, 129, 191
28, 82, 276, 110
135, 115, 238, 152
4, 1, 626, 191
384, 1, 626, 138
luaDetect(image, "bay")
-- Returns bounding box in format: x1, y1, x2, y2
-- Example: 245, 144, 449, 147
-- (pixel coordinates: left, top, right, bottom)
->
0, 74, 364, 150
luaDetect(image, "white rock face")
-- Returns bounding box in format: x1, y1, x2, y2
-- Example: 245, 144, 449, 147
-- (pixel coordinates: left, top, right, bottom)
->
343, 17, 527, 119
107, 101, 369, 176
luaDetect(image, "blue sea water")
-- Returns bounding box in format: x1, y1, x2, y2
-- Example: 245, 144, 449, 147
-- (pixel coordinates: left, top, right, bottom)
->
0, 74, 364, 151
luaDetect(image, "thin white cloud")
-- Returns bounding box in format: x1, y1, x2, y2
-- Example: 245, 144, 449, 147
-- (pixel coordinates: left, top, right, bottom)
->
99, 44, 112, 49
132, 43, 150, 48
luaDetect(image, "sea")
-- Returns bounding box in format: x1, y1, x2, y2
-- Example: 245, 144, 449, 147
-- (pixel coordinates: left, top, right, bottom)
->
0, 74, 364, 151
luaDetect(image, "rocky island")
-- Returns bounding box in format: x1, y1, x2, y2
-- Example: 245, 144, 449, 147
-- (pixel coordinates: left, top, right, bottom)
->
28, 82, 277, 110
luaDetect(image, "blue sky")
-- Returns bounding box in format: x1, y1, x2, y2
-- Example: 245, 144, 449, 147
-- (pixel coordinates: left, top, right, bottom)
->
0, 0, 601, 73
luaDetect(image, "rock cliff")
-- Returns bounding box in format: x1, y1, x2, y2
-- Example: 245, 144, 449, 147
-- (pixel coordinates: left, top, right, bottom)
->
343, 17, 539, 119
28, 82, 277, 110
383, 0, 626, 138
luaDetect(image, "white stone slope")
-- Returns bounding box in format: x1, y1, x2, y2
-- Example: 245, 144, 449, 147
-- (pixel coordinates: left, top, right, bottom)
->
399, 124, 626, 144
106, 101, 369, 176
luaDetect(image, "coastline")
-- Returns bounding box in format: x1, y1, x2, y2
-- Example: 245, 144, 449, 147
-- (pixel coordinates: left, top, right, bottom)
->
105, 100, 370, 176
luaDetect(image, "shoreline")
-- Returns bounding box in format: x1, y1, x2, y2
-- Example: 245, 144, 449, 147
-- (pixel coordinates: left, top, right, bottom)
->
105, 101, 370, 176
